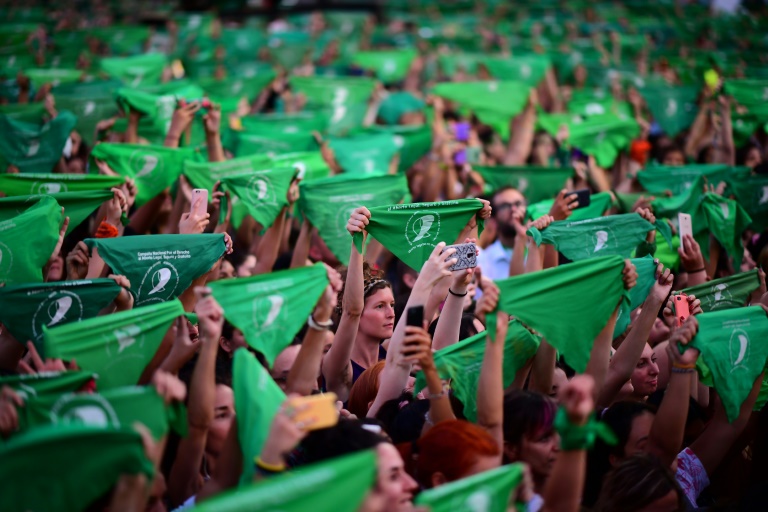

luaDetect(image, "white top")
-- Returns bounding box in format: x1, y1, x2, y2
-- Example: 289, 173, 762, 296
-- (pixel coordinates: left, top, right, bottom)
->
676, 447, 710, 505
476, 239, 514, 299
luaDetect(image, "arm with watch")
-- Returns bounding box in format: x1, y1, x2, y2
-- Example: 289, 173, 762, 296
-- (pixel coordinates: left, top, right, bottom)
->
285, 266, 343, 397
431, 239, 476, 352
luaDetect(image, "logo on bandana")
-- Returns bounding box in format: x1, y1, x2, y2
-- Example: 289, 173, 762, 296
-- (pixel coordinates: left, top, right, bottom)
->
0, 241, 14, 278
585, 103, 605, 116
26, 139, 40, 157
50, 393, 119, 428
253, 294, 285, 333
665, 99, 678, 117
336, 204, 360, 238
137, 260, 180, 305
83, 101, 96, 116
584, 224, 616, 257
32, 290, 84, 340
463, 488, 492, 512
719, 202, 730, 219
32, 181, 66, 194
405, 210, 441, 249
106, 323, 144, 358
708, 283, 732, 310
729, 328, 750, 373
758, 186, 768, 206
246, 174, 277, 206
516, 177, 529, 193
130, 150, 163, 183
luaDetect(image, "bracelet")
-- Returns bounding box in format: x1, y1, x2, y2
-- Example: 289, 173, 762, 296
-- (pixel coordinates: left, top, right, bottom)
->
95, 220, 119, 238
672, 362, 697, 369
254, 456, 286, 473
554, 407, 618, 451
687, 267, 706, 273
427, 381, 450, 400
448, 288, 468, 297
307, 313, 333, 331
671, 367, 696, 374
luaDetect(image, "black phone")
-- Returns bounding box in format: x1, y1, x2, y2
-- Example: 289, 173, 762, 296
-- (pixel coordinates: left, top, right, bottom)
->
572, 188, 591, 209
406, 305, 424, 328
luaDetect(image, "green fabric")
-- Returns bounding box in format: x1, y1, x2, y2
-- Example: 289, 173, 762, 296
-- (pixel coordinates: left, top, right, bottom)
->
84, 234, 227, 307
0, 196, 62, 286
0, 190, 113, 234
209, 263, 329, 365
538, 113, 639, 167
727, 174, 768, 231
329, 132, 399, 174
725, 80, 768, 122
491, 255, 627, 373
352, 49, 416, 83
232, 348, 286, 486
24, 68, 83, 89
415, 463, 524, 512
239, 111, 328, 137
44, 300, 184, 389
289, 75, 377, 108
220, 166, 294, 229
640, 84, 699, 136
224, 128, 316, 157
299, 173, 409, 265
0, 111, 77, 174
482, 54, 551, 86
474, 165, 573, 203
54, 92, 121, 146
198, 448, 376, 510
0, 279, 122, 349
637, 164, 743, 196
0, 370, 95, 401
688, 306, 768, 422
90, 143, 207, 205
0, 172, 125, 196
367, 124, 432, 173
0, 102, 46, 124
17, 385, 186, 439
526, 191, 613, 223
526, 213, 656, 261
567, 96, 632, 119
99, 53, 167, 86
353, 199, 484, 272
615, 256, 658, 338
377, 92, 425, 125
679, 269, 761, 312
699, 194, 752, 261
414, 320, 539, 422
197, 74, 275, 102
270, 151, 332, 182
0, 424, 154, 512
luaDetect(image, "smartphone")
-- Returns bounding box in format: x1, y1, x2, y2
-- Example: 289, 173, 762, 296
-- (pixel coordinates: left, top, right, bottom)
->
455, 122, 470, 142
192, 189, 208, 216
288, 392, 339, 431
678, 213, 693, 241
443, 242, 478, 271
673, 294, 690, 327
406, 305, 424, 328
572, 188, 591, 209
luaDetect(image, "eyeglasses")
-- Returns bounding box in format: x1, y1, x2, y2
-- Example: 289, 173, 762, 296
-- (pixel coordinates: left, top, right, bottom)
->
496, 200, 526, 212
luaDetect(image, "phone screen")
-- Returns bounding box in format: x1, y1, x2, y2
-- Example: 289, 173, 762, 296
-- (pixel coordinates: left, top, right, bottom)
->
192, 189, 208, 216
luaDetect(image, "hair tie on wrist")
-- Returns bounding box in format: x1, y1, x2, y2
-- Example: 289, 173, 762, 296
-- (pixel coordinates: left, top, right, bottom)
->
688, 267, 706, 273
448, 288, 468, 297
554, 407, 617, 451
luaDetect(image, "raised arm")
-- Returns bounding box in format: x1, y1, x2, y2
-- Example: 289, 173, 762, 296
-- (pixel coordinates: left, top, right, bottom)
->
251, 181, 299, 275
321, 207, 369, 401
678, 234, 708, 287
290, 218, 314, 268
598, 261, 672, 408
407, 327, 456, 430
165, 102, 200, 148
286, 267, 342, 396
203, 105, 225, 163
477, 310, 508, 453
432, 240, 476, 351
503, 91, 537, 166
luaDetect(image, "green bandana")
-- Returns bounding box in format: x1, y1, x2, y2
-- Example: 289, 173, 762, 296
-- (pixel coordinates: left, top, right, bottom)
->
377, 92, 425, 125
54, 86, 122, 145
238, 112, 329, 138
725, 80, 768, 122
197, 73, 275, 103
0, 111, 77, 174
270, 151, 332, 182
288, 76, 377, 108
414, 320, 540, 422
637, 164, 741, 196
352, 49, 417, 83
679, 269, 761, 312
328, 132, 399, 174
299, 173, 409, 264
0, 190, 113, 234
615, 256, 658, 338
0, 173, 125, 196
196, 450, 376, 511
482, 54, 552, 86
490, 255, 627, 373
0, 279, 123, 349
220, 166, 294, 229
567, 94, 632, 119
233, 348, 286, 485
688, 306, 768, 422
44, 300, 184, 389
726, 174, 768, 231
526, 191, 613, 222
24, 68, 84, 89
699, 193, 752, 261
474, 165, 573, 204
640, 84, 699, 136
0, 424, 154, 512
17, 385, 186, 440
526, 213, 659, 261
90, 143, 207, 206
209, 263, 329, 365
85, 234, 227, 307
415, 463, 524, 512
99, 53, 167, 86
353, 199, 484, 272
367, 124, 432, 173
0, 371, 96, 401
0, 196, 62, 286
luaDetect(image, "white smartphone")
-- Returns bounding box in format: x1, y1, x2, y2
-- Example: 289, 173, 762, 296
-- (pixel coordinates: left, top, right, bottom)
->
678, 213, 693, 241
192, 189, 208, 216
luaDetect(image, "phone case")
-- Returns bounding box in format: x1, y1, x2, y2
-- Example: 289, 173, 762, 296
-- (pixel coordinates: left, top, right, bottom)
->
443, 243, 477, 271
192, 189, 208, 216
289, 393, 339, 431
678, 213, 693, 240
573, 189, 591, 209
406, 306, 424, 327
674, 294, 690, 327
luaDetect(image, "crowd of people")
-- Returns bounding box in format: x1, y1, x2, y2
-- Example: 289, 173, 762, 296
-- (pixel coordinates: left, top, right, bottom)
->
2, 1, 768, 511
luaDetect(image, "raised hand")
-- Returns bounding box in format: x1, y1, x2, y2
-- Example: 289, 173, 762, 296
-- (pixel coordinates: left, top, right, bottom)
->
0, 386, 23, 438
528, 214, 555, 232
178, 196, 210, 234
106, 187, 128, 227
560, 374, 595, 426
474, 279, 500, 325
195, 287, 225, 341
151, 370, 187, 404
622, 259, 638, 290
66, 241, 90, 280
678, 234, 705, 273
418, 242, 457, 289
108, 274, 134, 311
667, 315, 700, 367
636, 207, 656, 243
315, 265, 344, 322
346, 206, 371, 236
397, 326, 434, 370
202, 104, 221, 136
650, 260, 674, 302
549, 189, 579, 221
